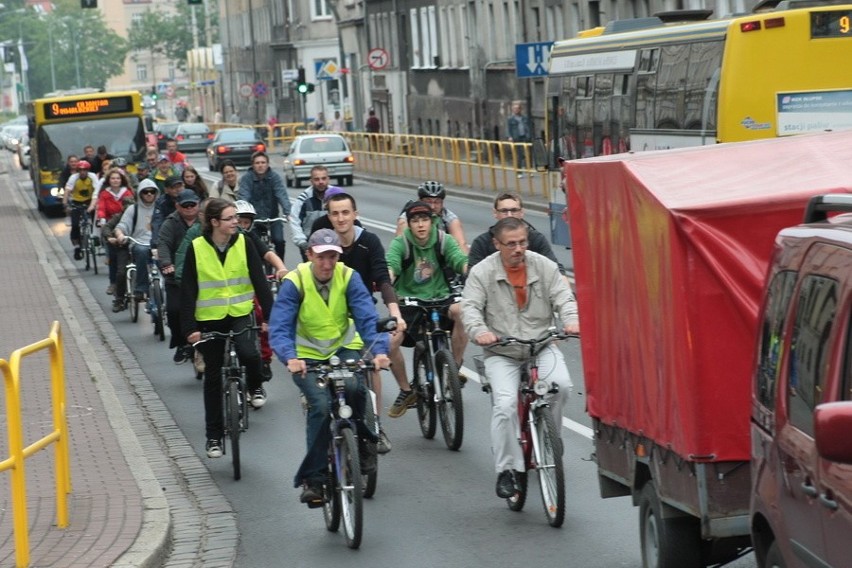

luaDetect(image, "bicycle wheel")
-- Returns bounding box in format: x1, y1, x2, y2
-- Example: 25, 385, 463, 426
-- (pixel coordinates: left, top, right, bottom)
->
361, 388, 378, 498
225, 380, 242, 480
507, 470, 528, 512
89, 233, 99, 274
128, 268, 139, 323
534, 406, 565, 527
413, 344, 436, 439
323, 461, 341, 532
151, 280, 165, 341
82, 226, 92, 271
338, 428, 363, 549
435, 349, 464, 451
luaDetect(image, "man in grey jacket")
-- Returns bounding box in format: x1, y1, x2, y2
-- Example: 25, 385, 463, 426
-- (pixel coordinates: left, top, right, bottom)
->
461, 216, 579, 500
237, 151, 291, 259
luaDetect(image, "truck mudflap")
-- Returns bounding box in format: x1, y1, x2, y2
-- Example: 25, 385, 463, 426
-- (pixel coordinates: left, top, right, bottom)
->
594, 420, 751, 540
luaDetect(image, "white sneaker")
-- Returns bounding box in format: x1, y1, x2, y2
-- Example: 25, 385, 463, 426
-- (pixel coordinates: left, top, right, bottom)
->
250, 386, 267, 408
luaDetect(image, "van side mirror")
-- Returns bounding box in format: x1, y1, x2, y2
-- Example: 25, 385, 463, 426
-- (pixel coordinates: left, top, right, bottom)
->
814, 402, 852, 464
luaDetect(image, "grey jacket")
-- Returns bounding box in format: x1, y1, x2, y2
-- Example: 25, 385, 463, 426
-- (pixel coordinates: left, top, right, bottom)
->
461, 251, 578, 361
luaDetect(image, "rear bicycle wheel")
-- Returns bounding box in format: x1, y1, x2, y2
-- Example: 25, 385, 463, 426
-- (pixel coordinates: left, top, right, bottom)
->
151, 280, 165, 341
338, 428, 363, 549
128, 268, 139, 322
225, 380, 242, 480
413, 344, 436, 439
82, 226, 92, 271
435, 349, 464, 451
361, 387, 379, 498
534, 406, 565, 527
89, 232, 99, 275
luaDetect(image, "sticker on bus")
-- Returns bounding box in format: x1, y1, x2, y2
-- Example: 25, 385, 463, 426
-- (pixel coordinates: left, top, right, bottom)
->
776, 89, 852, 137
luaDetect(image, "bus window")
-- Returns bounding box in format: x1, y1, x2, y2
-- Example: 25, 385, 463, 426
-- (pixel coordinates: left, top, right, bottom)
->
613, 73, 633, 153
594, 73, 614, 154
684, 41, 723, 131
577, 76, 595, 156
561, 75, 579, 159
656, 44, 690, 129
635, 48, 659, 130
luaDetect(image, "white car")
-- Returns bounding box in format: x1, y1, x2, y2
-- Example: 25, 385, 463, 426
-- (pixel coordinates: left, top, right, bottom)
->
1, 124, 28, 152
282, 133, 354, 188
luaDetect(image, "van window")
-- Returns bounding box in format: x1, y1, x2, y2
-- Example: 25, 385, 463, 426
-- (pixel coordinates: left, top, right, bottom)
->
788, 275, 837, 436
842, 316, 852, 401
756, 270, 797, 410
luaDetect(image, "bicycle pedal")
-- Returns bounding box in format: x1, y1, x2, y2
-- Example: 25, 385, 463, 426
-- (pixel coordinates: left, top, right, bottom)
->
305, 498, 324, 509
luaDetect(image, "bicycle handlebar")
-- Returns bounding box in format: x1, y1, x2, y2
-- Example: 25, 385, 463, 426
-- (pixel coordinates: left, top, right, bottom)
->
400, 294, 461, 310
192, 325, 262, 347
122, 236, 152, 247
495, 331, 579, 347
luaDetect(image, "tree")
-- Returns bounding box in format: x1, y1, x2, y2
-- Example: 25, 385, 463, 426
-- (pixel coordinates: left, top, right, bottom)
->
128, 1, 219, 73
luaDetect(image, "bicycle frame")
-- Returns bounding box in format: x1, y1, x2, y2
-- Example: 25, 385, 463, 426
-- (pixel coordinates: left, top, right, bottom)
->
403, 296, 457, 401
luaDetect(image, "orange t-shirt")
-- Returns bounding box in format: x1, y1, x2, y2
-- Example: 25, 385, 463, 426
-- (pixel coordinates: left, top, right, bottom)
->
505, 263, 527, 309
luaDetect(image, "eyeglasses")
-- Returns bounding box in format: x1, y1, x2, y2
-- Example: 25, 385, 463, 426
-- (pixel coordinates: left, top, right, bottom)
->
139, 190, 157, 195
219, 215, 237, 222
496, 207, 522, 214
497, 239, 528, 249
179, 202, 198, 208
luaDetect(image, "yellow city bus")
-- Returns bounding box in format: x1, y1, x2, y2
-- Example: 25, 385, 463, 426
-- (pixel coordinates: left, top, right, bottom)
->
27, 90, 147, 215
545, 2, 852, 164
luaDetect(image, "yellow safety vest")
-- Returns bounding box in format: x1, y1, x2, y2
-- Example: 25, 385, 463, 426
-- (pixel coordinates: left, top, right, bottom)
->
192, 234, 255, 321
286, 262, 363, 360
70, 175, 95, 203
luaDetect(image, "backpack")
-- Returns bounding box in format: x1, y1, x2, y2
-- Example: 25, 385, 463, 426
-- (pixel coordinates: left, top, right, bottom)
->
398, 230, 456, 286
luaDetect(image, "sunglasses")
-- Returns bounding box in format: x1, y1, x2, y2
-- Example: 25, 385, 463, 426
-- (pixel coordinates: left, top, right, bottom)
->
139, 190, 157, 195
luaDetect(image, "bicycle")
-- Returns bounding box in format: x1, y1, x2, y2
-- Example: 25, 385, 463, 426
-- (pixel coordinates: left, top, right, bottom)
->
122, 236, 152, 324
301, 317, 395, 549
70, 203, 98, 274
252, 217, 288, 295
192, 325, 260, 481
477, 329, 577, 528
146, 258, 166, 342
401, 293, 464, 451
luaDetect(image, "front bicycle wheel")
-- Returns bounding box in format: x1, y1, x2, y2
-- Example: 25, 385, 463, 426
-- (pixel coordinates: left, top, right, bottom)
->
338, 428, 363, 549
361, 388, 379, 499
82, 227, 92, 271
151, 280, 165, 341
413, 344, 436, 439
323, 465, 341, 532
89, 233, 99, 275
128, 268, 139, 323
224, 381, 242, 480
435, 349, 464, 451
534, 406, 565, 527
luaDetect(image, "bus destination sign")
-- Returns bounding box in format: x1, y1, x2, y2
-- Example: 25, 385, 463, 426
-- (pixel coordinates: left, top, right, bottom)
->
811, 11, 852, 38
44, 96, 134, 119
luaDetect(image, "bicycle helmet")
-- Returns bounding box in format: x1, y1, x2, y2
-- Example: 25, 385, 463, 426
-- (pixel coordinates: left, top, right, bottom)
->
417, 180, 445, 200
77, 160, 91, 170
112, 157, 128, 168
235, 200, 256, 217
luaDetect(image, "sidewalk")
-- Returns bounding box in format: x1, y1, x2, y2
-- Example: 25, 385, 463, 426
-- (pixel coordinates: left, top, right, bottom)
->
0, 158, 237, 567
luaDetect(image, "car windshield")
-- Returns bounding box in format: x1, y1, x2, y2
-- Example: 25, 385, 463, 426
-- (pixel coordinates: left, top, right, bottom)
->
158, 123, 178, 135
300, 137, 347, 153
218, 130, 259, 142
179, 124, 209, 134
37, 116, 147, 170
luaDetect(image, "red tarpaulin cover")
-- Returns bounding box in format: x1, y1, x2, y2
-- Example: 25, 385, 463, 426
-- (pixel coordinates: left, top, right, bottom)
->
567, 130, 852, 462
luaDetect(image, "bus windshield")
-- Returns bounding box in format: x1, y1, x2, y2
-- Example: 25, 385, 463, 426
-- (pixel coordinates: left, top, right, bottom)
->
35, 116, 146, 171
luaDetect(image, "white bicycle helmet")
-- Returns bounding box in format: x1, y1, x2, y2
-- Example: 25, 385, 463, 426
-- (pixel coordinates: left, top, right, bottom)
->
417, 180, 446, 199
235, 200, 256, 217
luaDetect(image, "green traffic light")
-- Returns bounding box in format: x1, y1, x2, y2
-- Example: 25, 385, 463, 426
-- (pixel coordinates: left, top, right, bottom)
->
297, 83, 308, 94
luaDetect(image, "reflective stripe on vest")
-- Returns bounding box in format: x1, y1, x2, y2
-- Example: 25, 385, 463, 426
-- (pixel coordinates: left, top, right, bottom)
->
193, 234, 255, 321
285, 262, 363, 359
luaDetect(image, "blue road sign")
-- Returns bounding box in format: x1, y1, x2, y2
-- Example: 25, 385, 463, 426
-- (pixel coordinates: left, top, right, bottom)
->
515, 42, 554, 78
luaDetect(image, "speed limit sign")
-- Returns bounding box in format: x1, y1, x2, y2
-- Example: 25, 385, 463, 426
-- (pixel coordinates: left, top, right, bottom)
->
239, 83, 253, 98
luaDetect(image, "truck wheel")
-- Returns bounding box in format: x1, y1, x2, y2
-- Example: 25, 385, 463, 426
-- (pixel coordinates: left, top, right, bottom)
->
639, 482, 702, 568
764, 541, 784, 568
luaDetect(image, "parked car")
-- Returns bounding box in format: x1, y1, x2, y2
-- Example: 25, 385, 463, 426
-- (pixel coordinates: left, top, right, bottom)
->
206, 128, 266, 171
282, 133, 354, 188
751, 193, 852, 568
174, 122, 213, 153
154, 122, 179, 150
17, 132, 30, 170
2, 124, 28, 152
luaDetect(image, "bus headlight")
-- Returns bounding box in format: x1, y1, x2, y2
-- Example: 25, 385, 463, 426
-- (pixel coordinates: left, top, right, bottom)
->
50, 186, 64, 197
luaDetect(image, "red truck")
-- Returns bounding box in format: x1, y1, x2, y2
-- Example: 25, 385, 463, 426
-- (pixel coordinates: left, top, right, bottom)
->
565, 130, 852, 568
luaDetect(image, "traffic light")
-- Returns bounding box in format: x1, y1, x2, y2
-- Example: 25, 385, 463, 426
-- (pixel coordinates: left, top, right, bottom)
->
296, 67, 308, 94
151, 87, 158, 101
81, 0, 97, 8
306, 83, 315, 94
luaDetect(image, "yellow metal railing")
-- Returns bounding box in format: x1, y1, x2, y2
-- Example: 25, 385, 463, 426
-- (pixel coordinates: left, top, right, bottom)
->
0, 321, 71, 568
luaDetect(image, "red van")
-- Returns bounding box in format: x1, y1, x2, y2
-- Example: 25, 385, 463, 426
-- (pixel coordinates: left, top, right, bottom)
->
751, 194, 852, 568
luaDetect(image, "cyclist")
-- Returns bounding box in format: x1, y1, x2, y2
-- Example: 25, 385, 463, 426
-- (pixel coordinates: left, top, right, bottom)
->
237, 150, 291, 259
468, 192, 569, 284
113, 179, 158, 302
394, 181, 469, 253
182, 164, 209, 200
385, 201, 468, 418
158, 189, 202, 364
165, 139, 188, 173
268, 228, 390, 506
290, 165, 332, 261
460, 217, 579, 498
103, 194, 137, 312
210, 160, 239, 202
150, 175, 185, 258
63, 159, 99, 260
235, 199, 288, 381
312, 191, 403, 453
96, 168, 136, 296
181, 198, 274, 459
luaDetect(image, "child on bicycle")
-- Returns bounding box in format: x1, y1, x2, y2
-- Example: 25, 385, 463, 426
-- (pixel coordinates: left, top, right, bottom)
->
268, 229, 389, 507
460, 217, 579, 499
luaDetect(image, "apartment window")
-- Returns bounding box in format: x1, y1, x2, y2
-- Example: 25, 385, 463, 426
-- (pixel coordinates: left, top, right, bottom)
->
313, 0, 332, 19
459, 5, 469, 67
131, 12, 143, 26
136, 63, 148, 81
410, 8, 422, 67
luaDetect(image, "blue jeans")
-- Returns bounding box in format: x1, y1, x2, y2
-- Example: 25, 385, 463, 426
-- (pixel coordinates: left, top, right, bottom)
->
130, 243, 151, 294
292, 348, 366, 487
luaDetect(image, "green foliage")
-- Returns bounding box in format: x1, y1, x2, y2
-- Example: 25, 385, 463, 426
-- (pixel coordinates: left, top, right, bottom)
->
3, 0, 129, 97
128, 0, 219, 73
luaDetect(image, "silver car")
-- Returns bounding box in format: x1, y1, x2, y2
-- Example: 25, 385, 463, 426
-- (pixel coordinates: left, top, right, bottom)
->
282, 133, 354, 188
174, 123, 213, 153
